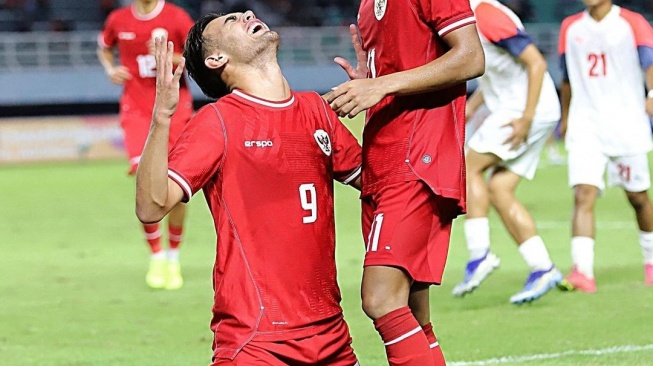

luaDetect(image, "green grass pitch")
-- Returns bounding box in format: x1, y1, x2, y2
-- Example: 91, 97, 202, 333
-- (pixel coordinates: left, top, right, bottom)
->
1, 115, 653, 365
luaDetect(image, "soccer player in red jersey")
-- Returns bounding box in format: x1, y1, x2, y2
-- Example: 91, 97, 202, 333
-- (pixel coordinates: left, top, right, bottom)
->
324, 1, 485, 365
135, 11, 363, 365
97, 0, 194, 290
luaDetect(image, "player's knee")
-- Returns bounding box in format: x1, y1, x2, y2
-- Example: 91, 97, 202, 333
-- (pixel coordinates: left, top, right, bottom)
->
574, 185, 598, 210
361, 290, 403, 320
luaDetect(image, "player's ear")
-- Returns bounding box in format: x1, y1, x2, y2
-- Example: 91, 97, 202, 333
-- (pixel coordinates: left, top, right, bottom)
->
205, 54, 227, 69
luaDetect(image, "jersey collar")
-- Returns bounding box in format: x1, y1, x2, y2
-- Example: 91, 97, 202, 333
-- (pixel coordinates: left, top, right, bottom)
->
132, 0, 165, 21
232, 89, 295, 108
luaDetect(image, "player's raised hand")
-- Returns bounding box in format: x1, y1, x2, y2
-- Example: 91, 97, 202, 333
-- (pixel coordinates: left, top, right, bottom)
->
334, 24, 368, 80
153, 36, 185, 118
324, 78, 386, 119
503, 116, 532, 150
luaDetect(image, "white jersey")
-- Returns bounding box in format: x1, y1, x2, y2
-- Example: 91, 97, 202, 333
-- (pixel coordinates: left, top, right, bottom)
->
471, 0, 560, 122
559, 5, 653, 155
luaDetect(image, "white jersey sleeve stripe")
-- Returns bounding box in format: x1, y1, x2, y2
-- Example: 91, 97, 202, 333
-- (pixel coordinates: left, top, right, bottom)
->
168, 169, 192, 201
342, 166, 362, 185
438, 16, 476, 37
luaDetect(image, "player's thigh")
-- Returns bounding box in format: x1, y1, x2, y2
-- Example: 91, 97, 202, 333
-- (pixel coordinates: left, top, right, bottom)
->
608, 154, 651, 192
363, 180, 456, 284
501, 120, 556, 180
120, 109, 151, 155
567, 145, 609, 191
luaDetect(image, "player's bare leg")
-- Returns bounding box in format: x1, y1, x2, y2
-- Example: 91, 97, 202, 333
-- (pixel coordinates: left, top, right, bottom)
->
362, 266, 435, 366
566, 184, 599, 292
624, 190, 653, 285
488, 167, 562, 303
408, 283, 445, 365
452, 150, 501, 297
164, 202, 186, 290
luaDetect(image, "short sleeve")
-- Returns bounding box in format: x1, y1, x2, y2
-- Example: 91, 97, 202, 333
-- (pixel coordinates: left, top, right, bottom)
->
98, 12, 117, 49
475, 2, 533, 57
318, 97, 362, 184
417, 0, 476, 38
168, 104, 225, 201
620, 9, 653, 71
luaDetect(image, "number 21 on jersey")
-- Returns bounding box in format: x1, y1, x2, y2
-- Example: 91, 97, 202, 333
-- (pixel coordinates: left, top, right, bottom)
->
588, 52, 607, 77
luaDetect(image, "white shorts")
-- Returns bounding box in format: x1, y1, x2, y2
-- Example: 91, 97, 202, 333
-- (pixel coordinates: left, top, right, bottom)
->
567, 148, 651, 192
467, 110, 557, 180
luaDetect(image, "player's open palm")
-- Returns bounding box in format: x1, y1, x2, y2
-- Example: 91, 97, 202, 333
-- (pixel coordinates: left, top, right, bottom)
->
503, 116, 532, 150
154, 36, 185, 118
334, 24, 368, 80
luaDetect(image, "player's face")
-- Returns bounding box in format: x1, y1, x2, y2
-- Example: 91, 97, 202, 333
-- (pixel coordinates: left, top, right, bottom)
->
582, 0, 611, 7
202, 11, 278, 64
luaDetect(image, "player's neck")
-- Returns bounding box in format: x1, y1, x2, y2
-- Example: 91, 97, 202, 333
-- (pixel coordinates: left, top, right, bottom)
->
587, 2, 612, 21
134, 0, 160, 16
228, 62, 290, 102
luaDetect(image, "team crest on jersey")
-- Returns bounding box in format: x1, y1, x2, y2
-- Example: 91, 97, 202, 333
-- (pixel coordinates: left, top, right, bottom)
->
151, 28, 168, 41
313, 130, 332, 156
374, 0, 387, 20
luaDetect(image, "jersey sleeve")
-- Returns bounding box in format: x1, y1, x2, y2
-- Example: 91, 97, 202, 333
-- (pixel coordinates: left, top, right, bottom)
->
558, 17, 572, 82
475, 2, 533, 58
417, 0, 476, 38
98, 11, 117, 49
168, 104, 225, 202
318, 97, 362, 185
620, 9, 653, 71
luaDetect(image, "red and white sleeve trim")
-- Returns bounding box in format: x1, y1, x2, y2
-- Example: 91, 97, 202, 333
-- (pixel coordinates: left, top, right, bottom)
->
97, 32, 109, 48
168, 169, 192, 201
342, 166, 362, 185
438, 16, 477, 37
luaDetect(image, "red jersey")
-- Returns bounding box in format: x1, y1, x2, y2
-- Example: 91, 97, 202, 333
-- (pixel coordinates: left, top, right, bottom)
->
99, 0, 194, 114
167, 90, 362, 360
357, 0, 475, 214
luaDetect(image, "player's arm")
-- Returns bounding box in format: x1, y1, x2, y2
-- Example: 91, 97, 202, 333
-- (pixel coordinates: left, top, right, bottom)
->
646, 66, 653, 116
97, 46, 132, 85
560, 80, 571, 139
325, 24, 485, 118
503, 44, 547, 149
466, 87, 485, 122
136, 37, 186, 223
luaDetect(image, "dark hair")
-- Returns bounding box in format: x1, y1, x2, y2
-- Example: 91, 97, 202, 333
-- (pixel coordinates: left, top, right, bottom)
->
183, 13, 230, 100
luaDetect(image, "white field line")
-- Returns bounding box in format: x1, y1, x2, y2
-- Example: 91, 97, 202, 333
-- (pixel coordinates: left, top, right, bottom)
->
486, 220, 635, 230
449, 344, 653, 365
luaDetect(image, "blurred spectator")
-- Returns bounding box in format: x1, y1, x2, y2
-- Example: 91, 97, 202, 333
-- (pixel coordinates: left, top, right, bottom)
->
501, 0, 534, 22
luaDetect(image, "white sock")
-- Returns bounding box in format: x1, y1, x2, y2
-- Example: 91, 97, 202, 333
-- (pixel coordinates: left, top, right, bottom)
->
465, 217, 490, 260
151, 251, 166, 260
167, 249, 180, 262
571, 236, 595, 279
518, 236, 553, 272
639, 231, 653, 265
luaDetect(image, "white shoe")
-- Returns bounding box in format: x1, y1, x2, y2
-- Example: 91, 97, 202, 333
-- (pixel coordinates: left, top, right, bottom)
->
452, 251, 501, 297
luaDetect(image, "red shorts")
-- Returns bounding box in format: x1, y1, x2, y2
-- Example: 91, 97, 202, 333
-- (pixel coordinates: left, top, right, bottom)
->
361, 180, 458, 284
120, 93, 193, 175
211, 315, 358, 366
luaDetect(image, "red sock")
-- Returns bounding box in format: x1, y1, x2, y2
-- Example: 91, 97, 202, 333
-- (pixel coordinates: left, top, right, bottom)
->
374, 307, 434, 366
422, 323, 446, 366
142, 223, 162, 254
168, 224, 184, 250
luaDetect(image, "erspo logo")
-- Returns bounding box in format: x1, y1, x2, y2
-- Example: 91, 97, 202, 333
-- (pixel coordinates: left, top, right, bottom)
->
244, 140, 274, 148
